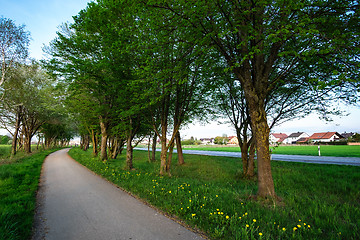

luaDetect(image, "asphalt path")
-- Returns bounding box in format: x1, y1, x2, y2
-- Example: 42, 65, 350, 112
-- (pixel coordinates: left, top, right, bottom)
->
32, 149, 205, 240
135, 148, 360, 166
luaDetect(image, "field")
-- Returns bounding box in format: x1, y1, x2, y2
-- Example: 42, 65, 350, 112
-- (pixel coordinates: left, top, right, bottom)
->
179, 144, 360, 157
0, 146, 60, 240
69, 148, 360, 240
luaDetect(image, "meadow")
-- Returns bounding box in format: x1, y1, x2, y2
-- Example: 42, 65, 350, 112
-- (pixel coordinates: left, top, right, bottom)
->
69, 148, 360, 240
179, 144, 360, 158
0, 146, 60, 240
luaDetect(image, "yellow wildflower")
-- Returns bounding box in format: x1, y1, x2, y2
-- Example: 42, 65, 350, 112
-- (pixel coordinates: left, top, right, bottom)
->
191, 214, 196, 217
226, 216, 229, 219
246, 224, 249, 228
293, 227, 297, 231
282, 228, 286, 231
259, 233, 263, 236
253, 219, 256, 223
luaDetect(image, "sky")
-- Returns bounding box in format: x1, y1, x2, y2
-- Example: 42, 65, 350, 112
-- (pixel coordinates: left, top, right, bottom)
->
1, 0, 359, 138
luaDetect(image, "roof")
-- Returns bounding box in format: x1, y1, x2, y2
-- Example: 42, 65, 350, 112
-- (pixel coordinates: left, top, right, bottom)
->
271, 133, 288, 139
309, 132, 343, 140
288, 132, 305, 138
297, 137, 310, 143
271, 133, 288, 142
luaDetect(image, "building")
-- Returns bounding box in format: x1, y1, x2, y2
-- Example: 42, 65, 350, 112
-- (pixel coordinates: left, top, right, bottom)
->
228, 136, 239, 145
283, 132, 309, 144
200, 138, 214, 145
270, 133, 288, 144
308, 132, 344, 142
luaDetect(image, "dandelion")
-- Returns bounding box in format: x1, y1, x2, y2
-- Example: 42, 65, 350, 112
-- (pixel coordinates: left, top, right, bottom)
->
297, 225, 301, 228
246, 224, 249, 228
308, 225, 311, 228
192, 214, 196, 217
282, 227, 286, 231
293, 227, 297, 231
189, 199, 192, 202
245, 212, 248, 216
259, 233, 263, 236
239, 217, 242, 220
253, 219, 257, 223
216, 195, 218, 197
226, 216, 229, 219
168, 191, 171, 193
299, 219, 301, 222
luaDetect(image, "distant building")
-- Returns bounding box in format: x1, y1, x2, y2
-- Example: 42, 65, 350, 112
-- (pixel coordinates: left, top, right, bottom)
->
228, 136, 238, 145
200, 138, 214, 145
270, 133, 288, 144
309, 132, 344, 142
341, 132, 356, 140
283, 132, 309, 144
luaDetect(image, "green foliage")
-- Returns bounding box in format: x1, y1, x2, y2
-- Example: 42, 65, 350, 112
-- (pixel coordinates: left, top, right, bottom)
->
69, 148, 360, 239
350, 133, 360, 142
0, 148, 60, 240
0, 135, 11, 145
213, 136, 229, 145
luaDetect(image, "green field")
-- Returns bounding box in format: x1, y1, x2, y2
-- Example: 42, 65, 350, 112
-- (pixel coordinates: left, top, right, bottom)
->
69, 148, 360, 240
0, 147, 60, 240
179, 145, 360, 157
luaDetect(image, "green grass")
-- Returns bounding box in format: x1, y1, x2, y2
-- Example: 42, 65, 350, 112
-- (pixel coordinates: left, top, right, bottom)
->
0, 147, 61, 240
69, 148, 360, 240
178, 145, 360, 157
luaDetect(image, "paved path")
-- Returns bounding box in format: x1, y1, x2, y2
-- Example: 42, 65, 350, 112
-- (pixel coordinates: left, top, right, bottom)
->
135, 148, 360, 166
32, 149, 204, 240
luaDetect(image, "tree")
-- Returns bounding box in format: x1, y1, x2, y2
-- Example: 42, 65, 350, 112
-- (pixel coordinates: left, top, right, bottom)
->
0, 17, 30, 87
147, 0, 360, 199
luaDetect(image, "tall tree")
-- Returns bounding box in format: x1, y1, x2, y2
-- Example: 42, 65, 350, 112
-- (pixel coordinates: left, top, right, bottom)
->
0, 17, 30, 87
147, 0, 360, 198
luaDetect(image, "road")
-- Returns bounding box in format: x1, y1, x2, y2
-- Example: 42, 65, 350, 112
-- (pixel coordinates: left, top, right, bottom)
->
32, 149, 205, 240
135, 148, 360, 166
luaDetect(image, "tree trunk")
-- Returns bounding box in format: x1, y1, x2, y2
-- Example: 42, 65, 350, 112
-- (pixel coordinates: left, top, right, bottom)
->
176, 131, 185, 165
99, 117, 108, 161
151, 133, 157, 162
11, 106, 22, 156
166, 141, 175, 175
246, 141, 256, 177
24, 132, 32, 154
126, 134, 134, 170
91, 129, 98, 156
249, 105, 276, 198
159, 135, 168, 176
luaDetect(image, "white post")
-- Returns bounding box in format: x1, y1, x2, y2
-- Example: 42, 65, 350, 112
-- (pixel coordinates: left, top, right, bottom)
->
318, 145, 321, 156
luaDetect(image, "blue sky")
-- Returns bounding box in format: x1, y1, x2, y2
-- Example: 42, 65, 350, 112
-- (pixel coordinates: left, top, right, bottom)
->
1, 0, 359, 138
1, 0, 92, 59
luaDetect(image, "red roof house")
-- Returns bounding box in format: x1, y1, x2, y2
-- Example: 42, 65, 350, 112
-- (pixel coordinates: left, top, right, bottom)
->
270, 133, 288, 143
309, 132, 344, 142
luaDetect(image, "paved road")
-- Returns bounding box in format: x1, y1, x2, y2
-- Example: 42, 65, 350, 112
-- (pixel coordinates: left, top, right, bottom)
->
32, 149, 204, 240
135, 148, 360, 166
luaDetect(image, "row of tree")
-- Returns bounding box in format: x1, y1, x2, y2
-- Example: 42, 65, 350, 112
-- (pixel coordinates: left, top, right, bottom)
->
39, 1, 360, 199
0, 17, 76, 155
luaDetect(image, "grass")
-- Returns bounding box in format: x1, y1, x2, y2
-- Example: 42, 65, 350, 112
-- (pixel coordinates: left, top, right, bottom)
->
69, 148, 360, 240
176, 144, 360, 158
0, 146, 61, 240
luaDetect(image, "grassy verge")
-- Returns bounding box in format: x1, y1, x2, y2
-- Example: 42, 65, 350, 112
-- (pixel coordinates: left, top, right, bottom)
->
69, 148, 360, 239
176, 145, 360, 158
0, 147, 61, 240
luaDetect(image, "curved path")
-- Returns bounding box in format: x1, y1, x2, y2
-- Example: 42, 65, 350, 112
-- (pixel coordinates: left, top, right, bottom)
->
135, 148, 360, 166
32, 149, 204, 240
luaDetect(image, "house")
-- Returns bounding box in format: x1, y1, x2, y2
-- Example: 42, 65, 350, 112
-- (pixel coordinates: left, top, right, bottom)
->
200, 138, 214, 145
309, 132, 344, 142
283, 132, 309, 144
269, 133, 288, 144
341, 132, 356, 140
228, 136, 238, 145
